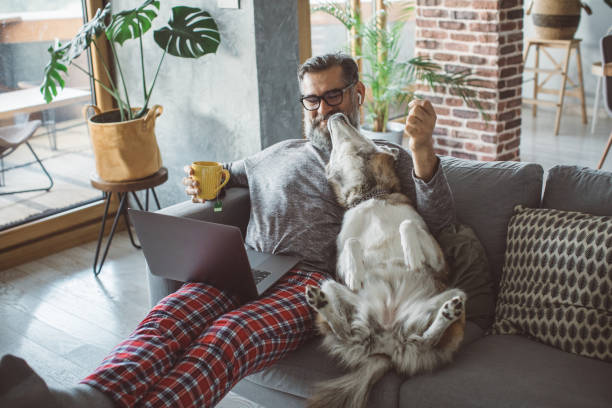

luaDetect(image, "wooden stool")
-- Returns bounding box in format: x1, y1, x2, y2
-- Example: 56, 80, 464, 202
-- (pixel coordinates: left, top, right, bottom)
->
523, 38, 587, 136
90, 167, 168, 276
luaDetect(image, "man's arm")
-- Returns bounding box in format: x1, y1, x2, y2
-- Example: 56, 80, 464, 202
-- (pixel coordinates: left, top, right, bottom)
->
411, 160, 455, 236
403, 99, 456, 235
223, 160, 248, 188
405, 99, 438, 182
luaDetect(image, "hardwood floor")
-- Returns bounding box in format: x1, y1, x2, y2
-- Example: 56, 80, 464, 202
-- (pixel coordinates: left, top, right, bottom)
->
521, 107, 612, 173
0, 108, 610, 407
0, 234, 147, 388
0, 231, 260, 407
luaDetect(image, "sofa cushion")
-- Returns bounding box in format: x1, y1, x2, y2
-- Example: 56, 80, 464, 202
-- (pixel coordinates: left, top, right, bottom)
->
542, 165, 612, 216
440, 157, 543, 288
238, 322, 484, 407
398, 334, 612, 408
491, 206, 612, 362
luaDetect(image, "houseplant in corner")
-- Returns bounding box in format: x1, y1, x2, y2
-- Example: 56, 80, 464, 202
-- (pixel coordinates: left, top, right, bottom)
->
40, 0, 220, 181
312, 1, 477, 145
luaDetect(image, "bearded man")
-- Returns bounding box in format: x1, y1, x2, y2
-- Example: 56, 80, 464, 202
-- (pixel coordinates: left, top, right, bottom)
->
0, 53, 454, 408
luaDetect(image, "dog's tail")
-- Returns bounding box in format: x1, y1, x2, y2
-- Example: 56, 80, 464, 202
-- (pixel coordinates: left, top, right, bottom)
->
306, 355, 392, 408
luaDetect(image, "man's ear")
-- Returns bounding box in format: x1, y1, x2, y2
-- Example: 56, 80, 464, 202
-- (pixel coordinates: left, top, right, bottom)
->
356, 81, 366, 104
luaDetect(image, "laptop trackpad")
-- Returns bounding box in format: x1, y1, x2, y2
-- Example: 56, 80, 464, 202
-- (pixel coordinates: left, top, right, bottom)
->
246, 248, 299, 273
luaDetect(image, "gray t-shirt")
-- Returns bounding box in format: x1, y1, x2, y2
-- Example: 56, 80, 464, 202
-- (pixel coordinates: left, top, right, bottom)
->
225, 139, 455, 276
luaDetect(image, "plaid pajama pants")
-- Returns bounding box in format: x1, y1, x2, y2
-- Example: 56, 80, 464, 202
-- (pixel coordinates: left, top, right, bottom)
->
81, 268, 326, 408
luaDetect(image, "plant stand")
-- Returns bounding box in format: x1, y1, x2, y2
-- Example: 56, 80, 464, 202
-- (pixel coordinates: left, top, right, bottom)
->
522, 38, 587, 136
90, 167, 168, 276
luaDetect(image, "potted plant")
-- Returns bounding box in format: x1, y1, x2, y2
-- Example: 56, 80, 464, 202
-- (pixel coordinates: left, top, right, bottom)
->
40, 0, 220, 181
312, 1, 477, 145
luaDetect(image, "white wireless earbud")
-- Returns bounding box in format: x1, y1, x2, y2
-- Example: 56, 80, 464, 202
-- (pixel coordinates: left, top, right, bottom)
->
358, 94, 362, 105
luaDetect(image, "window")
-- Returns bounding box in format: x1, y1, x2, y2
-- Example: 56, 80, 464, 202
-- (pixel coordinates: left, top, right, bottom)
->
0, 0, 102, 231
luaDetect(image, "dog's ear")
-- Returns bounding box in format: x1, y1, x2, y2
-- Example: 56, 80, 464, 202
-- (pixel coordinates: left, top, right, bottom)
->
379, 145, 400, 160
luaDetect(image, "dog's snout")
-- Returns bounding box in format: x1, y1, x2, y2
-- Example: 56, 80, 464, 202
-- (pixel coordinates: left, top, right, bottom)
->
328, 113, 348, 125
326, 113, 349, 135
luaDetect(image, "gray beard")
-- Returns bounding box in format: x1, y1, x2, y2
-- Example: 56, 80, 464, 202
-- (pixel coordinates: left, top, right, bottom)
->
305, 104, 360, 155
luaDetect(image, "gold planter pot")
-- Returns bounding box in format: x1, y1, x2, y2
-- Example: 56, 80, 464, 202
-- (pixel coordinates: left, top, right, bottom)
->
84, 105, 163, 182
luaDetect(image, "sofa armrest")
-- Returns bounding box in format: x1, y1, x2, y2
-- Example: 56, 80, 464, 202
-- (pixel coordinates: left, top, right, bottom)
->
146, 187, 250, 307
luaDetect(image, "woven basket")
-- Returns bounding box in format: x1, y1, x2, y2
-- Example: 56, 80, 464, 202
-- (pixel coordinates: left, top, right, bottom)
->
84, 105, 163, 182
527, 0, 585, 40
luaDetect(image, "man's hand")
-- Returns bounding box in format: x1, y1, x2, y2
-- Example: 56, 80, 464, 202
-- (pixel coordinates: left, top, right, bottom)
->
182, 165, 206, 203
404, 99, 438, 182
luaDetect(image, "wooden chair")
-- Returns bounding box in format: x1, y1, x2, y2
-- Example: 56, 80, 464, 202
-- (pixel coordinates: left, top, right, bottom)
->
0, 120, 54, 195
597, 34, 612, 170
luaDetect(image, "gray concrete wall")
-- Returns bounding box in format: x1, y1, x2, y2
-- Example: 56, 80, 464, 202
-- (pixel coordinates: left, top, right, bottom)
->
112, 0, 301, 207
522, 2, 612, 115
254, 0, 301, 147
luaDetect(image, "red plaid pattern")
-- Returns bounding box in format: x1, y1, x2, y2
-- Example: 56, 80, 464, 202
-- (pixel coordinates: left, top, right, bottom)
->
81, 269, 325, 408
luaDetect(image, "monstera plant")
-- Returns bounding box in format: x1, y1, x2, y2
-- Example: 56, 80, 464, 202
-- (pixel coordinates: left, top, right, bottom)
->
41, 0, 220, 121
39, 0, 221, 182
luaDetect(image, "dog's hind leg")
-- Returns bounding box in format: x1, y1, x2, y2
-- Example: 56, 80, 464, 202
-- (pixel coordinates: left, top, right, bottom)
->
306, 280, 361, 340
407, 289, 466, 347
337, 238, 366, 291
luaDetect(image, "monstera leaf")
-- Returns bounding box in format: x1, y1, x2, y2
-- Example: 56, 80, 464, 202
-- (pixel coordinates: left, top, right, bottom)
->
40, 43, 68, 103
40, 3, 111, 103
106, 0, 160, 46
153, 7, 220, 58
67, 2, 111, 61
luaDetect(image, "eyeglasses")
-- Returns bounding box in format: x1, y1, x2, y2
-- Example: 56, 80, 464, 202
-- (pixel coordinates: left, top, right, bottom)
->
300, 81, 356, 111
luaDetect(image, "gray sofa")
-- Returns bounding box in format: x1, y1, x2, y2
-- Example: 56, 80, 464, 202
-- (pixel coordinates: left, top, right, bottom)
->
146, 157, 612, 407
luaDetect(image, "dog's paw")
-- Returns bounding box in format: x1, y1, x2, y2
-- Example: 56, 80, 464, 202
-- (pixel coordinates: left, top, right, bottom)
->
305, 285, 328, 310
441, 295, 464, 322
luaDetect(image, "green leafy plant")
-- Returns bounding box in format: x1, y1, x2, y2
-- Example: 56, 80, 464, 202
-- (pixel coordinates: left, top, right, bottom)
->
312, 1, 479, 132
41, 0, 220, 122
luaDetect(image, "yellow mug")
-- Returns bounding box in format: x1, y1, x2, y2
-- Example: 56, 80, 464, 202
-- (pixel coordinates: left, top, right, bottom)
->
191, 161, 230, 200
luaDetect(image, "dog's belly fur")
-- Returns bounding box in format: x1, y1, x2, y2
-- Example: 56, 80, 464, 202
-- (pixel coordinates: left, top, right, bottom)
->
338, 197, 436, 285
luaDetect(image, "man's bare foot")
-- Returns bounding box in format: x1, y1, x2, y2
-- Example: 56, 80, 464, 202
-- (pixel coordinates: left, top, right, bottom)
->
0, 354, 59, 408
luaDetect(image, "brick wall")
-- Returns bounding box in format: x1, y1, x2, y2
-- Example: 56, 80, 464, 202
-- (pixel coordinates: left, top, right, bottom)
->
415, 0, 524, 161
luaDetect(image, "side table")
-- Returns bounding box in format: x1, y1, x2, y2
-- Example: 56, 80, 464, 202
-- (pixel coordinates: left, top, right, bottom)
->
522, 38, 587, 136
90, 167, 168, 276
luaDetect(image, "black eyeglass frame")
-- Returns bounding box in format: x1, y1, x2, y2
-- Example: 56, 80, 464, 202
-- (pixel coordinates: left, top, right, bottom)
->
299, 81, 357, 111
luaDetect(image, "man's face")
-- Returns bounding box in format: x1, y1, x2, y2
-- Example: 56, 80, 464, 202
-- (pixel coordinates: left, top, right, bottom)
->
301, 65, 362, 153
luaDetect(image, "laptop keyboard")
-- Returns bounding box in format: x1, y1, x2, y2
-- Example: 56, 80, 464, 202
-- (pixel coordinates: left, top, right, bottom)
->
252, 269, 271, 284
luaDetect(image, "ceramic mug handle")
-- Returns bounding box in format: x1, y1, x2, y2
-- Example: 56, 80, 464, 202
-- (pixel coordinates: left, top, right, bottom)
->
214, 169, 230, 195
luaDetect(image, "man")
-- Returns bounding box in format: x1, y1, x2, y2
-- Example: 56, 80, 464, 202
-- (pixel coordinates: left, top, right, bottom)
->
0, 53, 454, 408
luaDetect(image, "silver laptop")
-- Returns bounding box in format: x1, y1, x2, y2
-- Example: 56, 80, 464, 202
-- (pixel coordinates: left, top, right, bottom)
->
128, 209, 300, 303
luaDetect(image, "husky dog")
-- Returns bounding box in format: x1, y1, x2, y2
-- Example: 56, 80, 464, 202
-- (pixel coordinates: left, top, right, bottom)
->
305, 113, 466, 408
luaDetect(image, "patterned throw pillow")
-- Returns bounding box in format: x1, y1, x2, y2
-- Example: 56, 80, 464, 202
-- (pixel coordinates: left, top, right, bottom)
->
491, 205, 612, 362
